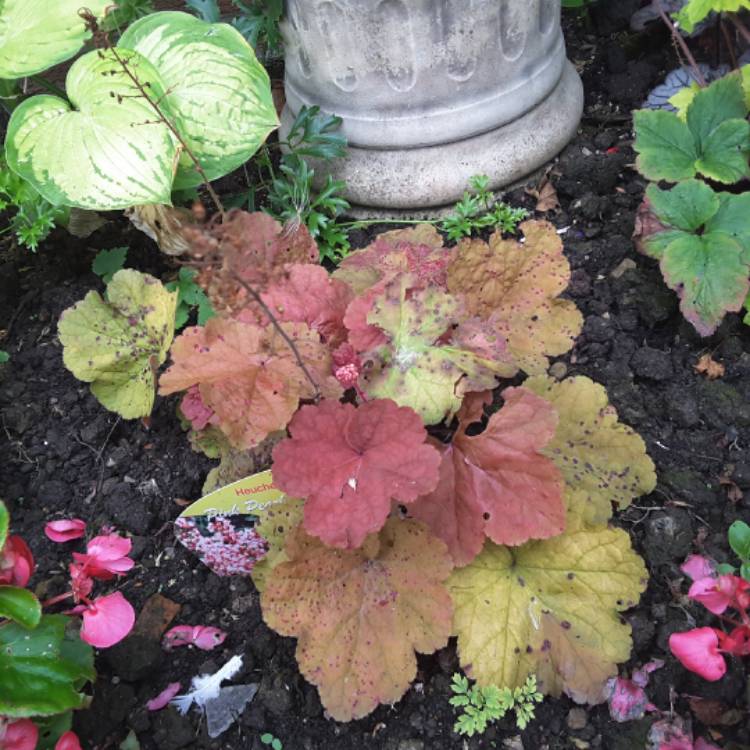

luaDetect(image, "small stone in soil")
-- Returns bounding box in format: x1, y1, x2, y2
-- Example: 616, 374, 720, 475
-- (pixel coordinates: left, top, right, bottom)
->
643, 510, 693, 566
630, 347, 673, 381
567, 708, 588, 730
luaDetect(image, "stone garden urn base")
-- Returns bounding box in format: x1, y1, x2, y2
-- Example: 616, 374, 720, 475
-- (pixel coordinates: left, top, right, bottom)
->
281, 1, 584, 210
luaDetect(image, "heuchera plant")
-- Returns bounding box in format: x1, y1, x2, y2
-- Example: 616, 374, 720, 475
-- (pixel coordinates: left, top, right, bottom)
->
148, 209, 657, 722
0, 501, 136, 748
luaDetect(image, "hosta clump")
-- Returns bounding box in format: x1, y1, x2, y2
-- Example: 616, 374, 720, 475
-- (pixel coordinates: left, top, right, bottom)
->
634, 69, 750, 334
157, 212, 656, 723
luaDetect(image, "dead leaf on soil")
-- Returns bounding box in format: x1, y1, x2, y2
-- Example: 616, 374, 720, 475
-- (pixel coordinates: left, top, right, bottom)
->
526, 175, 560, 213
688, 697, 743, 727
694, 353, 725, 380
719, 474, 743, 504
132, 593, 182, 640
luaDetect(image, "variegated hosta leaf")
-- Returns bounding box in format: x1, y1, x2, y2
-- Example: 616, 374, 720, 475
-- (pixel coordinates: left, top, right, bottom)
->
5, 49, 180, 210
58, 270, 178, 419
0, 0, 109, 78
449, 526, 648, 704
119, 11, 279, 189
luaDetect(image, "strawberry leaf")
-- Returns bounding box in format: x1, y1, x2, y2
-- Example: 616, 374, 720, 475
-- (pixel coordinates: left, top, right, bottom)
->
271, 399, 441, 548
409, 387, 564, 565
524, 375, 657, 527
449, 526, 648, 704
446, 221, 582, 374
159, 318, 340, 449
261, 519, 453, 721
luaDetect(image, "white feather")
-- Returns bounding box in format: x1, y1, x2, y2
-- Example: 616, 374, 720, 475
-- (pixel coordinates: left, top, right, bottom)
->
170, 655, 244, 715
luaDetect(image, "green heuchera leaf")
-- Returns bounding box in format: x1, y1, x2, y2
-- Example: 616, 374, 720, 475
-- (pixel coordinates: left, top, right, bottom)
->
119, 11, 279, 189
0, 586, 42, 629
0, 0, 110, 78
5, 48, 180, 210
449, 526, 647, 704
643, 180, 750, 336
58, 269, 178, 419
634, 74, 750, 183
0, 614, 95, 718
0, 499, 8, 549
676, 0, 750, 33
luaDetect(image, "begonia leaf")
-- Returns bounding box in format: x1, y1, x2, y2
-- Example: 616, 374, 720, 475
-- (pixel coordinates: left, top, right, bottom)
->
524, 376, 657, 527
58, 270, 178, 419
449, 525, 648, 704
251, 496, 304, 592
446, 221, 582, 374
271, 399, 441, 549
258, 264, 353, 347
641, 181, 750, 336
409, 386, 564, 565
159, 317, 340, 449
261, 519, 453, 721
361, 278, 516, 425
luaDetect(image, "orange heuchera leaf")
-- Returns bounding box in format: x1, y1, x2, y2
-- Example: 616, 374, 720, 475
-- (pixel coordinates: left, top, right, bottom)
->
261, 518, 453, 721
271, 399, 441, 549
447, 220, 583, 374
159, 317, 340, 450
409, 386, 565, 565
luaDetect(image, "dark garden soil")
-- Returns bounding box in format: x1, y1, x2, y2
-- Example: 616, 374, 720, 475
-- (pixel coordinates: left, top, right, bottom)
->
2, 7, 750, 750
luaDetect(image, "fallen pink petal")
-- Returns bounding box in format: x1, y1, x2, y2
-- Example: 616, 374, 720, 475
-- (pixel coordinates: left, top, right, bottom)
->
80, 592, 136, 648
687, 575, 735, 615
163, 624, 228, 651
44, 518, 87, 543
606, 675, 650, 722
669, 628, 726, 682
147, 682, 183, 711
631, 658, 664, 687
680, 554, 714, 581
0, 719, 38, 750
54, 731, 83, 750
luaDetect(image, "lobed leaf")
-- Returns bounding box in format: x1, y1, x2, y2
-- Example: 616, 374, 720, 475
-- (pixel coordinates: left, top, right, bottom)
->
446, 221, 582, 374
524, 375, 657, 527
676, 0, 750, 32
271, 399, 441, 549
449, 526, 648, 704
160, 317, 340, 450
261, 519, 453, 721
58, 270, 178, 419
409, 388, 565, 565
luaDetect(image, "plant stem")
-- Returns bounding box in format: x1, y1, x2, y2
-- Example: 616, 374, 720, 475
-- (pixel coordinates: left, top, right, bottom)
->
29, 74, 67, 99
720, 18, 739, 70
231, 273, 322, 402
728, 12, 750, 45
655, 0, 707, 86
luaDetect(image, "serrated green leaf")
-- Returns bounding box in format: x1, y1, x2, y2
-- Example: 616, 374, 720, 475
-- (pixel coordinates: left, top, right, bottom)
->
92, 247, 128, 284
0, 586, 42, 629
5, 49, 179, 210
0, 0, 110, 78
646, 180, 718, 232
119, 11, 278, 189
58, 269, 177, 419
633, 110, 698, 181
0, 615, 94, 717
676, 0, 750, 33
0, 499, 8, 549
729, 520, 750, 560
694, 118, 750, 183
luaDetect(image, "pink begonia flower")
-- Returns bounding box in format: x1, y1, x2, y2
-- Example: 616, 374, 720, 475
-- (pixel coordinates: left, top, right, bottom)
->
0, 718, 38, 750
80, 592, 135, 648
73, 533, 134, 580
693, 739, 721, 750
147, 682, 182, 711
718, 625, 750, 657
181, 385, 219, 431
54, 731, 83, 750
669, 628, 726, 681
69, 562, 94, 602
680, 554, 714, 581
0, 535, 34, 588
688, 574, 737, 615
606, 659, 662, 722
163, 624, 227, 651
45, 519, 86, 543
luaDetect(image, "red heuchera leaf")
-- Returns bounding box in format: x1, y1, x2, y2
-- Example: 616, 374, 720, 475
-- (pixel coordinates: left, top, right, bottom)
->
1, 719, 38, 750
409, 386, 564, 564
0, 535, 34, 587
54, 731, 83, 750
261, 518, 453, 721
80, 592, 136, 648
159, 317, 341, 450
272, 399, 441, 549
180, 385, 219, 431
162, 625, 228, 651
44, 519, 86, 543
257, 264, 353, 348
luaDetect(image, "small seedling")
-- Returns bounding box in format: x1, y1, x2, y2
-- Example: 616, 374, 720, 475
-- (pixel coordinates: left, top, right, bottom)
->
260, 733, 282, 750
92, 246, 128, 284
441, 174, 529, 242
0, 351, 8, 363
718, 520, 750, 582
450, 672, 543, 737
165, 267, 215, 329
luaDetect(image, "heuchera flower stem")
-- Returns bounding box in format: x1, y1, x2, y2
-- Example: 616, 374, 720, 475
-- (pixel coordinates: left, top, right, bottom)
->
654, 0, 707, 86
